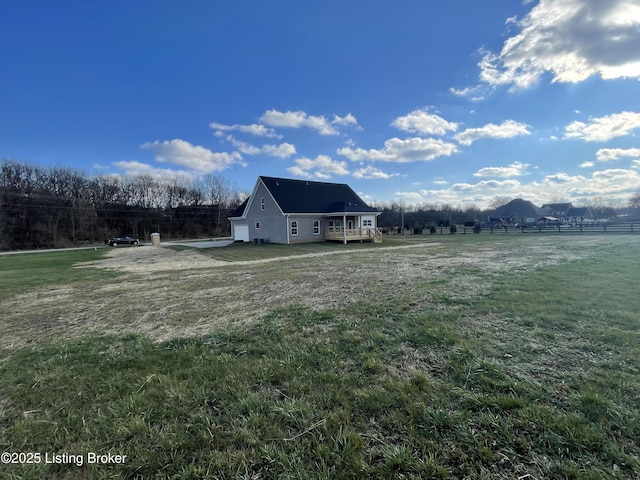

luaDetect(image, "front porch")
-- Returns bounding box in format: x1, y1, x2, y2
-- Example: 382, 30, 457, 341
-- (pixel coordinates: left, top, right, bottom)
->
325, 228, 382, 243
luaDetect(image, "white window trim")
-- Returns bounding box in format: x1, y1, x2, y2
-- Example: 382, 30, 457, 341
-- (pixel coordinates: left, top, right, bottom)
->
291, 220, 298, 236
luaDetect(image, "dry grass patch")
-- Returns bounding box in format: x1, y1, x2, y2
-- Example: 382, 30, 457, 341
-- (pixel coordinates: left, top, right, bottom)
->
1, 236, 606, 350
1, 235, 639, 478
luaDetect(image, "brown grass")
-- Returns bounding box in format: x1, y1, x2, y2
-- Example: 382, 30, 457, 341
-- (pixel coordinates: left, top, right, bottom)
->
0, 236, 605, 351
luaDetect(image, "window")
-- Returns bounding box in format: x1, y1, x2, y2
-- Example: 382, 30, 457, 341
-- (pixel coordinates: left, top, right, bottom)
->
363, 219, 372, 227
291, 221, 298, 236
255, 222, 260, 229
313, 220, 320, 235
260, 198, 265, 210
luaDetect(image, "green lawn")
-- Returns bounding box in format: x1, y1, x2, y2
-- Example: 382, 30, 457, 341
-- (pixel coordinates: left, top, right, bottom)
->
0, 249, 119, 302
1, 236, 639, 479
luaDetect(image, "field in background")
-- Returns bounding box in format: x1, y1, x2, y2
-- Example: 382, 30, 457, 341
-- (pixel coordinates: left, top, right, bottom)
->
1, 235, 639, 479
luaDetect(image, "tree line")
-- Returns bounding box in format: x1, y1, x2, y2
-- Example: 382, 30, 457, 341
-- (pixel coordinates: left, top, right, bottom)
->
0, 159, 246, 250
2, 158, 638, 250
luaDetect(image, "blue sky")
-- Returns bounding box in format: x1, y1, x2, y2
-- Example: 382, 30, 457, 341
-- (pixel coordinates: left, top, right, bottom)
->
2, 0, 640, 208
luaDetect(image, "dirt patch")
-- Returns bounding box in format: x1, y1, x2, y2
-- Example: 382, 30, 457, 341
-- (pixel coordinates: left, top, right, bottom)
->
75, 245, 229, 272
0, 237, 608, 351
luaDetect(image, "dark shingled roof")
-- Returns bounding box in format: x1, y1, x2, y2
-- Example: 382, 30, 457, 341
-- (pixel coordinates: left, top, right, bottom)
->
250, 176, 379, 215
229, 197, 249, 218
490, 198, 549, 220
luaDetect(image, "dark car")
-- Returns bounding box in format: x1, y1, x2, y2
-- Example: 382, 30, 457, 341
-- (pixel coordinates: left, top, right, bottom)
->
105, 236, 140, 246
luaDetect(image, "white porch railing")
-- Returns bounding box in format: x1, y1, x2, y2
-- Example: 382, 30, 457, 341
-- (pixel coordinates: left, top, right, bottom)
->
325, 228, 382, 243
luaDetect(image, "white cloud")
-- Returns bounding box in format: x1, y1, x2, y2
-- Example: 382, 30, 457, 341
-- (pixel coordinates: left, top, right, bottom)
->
260, 109, 338, 135
473, 161, 530, 177
332, 113, 362, 130
448, 85, 486, 101
587, 168, 640, 193
391, 109, 459, 136
113, 160, 194, 179
222, 135, 262, 155
258, 109, 361, 135
338, 137, 459, 163
537, 168, 640, 196
262, 143, 297, 158
140, 139, 243, 173
217, 135, 296, 159
564, 111, 640, 142
479, 0, 640, 89
287, 155, 349, 179
580, 161, 596, 168
451, 179, 523, 192
596, 147, 640, 161
394, 191, 430, 203
454, 120, 531, 146
209, 122, 282, 138
542, 172, 586, 185
352, 166, 399, 180
393, 166, 640, 208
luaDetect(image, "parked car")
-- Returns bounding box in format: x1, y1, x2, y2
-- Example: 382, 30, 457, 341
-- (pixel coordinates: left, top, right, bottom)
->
105, 236, 140, 246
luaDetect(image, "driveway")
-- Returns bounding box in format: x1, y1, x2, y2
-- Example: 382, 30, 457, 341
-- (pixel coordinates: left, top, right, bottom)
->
162, 240, 234, 248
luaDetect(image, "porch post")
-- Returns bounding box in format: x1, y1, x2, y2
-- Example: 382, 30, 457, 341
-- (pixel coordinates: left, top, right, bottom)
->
343, 213, 347, 244
286, 215, 290, 245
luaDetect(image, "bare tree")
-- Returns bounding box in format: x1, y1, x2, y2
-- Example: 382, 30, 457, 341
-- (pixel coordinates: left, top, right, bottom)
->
489, 196, 511, 210
0, 159, 245, 248
202, 173, 232, 235
585, 196, 619, 220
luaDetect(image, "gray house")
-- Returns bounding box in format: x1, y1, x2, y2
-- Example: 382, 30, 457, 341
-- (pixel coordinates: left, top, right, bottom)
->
229, 176, 382, 244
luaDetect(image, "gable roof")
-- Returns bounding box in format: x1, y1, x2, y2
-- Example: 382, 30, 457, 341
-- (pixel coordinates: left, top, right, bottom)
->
567, 206, 593, 218
229, 197, 249, 218
490, 198, 549, 220
256, 176, 379, 215
542, 202, 572, 211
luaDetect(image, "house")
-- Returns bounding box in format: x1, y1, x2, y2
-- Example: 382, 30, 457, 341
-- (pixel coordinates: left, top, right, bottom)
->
541, 203, 595, 224
488, 198, 552, 226
490, 199, 596, 226
229, 176, 382, 244
566, 206, 595, 224
541, 203, 572, 223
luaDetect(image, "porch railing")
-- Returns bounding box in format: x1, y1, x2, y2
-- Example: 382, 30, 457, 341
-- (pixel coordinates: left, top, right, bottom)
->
325, 228, 382, 243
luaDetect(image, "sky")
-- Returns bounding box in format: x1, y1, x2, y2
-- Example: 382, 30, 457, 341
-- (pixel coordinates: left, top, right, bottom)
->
2, 0, 640, 209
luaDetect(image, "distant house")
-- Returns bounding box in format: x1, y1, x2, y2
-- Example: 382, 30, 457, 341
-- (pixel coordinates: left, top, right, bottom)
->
490, 199, 596, 226
229, 176, 382, 244
541, 203, 572, 223
566, 206, 595, 224
488, 198, 551, 226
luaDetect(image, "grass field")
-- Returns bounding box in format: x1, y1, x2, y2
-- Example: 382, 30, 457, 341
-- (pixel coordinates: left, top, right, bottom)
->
1, 235, 639, 479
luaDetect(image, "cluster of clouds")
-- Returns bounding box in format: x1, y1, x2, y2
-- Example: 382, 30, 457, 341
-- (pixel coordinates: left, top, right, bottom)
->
395, 109, 640, 205
396, 167, 640, 208
115, 0, 640, 206
470, 0, 640, 92
126, 107, 536, 181
126, 106, 640, 193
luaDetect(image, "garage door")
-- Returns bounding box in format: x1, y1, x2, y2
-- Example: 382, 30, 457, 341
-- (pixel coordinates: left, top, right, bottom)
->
234, 224, 249, 242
